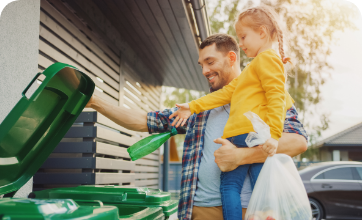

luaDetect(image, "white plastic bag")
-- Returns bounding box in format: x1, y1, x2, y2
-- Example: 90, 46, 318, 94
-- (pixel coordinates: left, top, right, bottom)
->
244, 111, 271, 147
245, 154, 312, 220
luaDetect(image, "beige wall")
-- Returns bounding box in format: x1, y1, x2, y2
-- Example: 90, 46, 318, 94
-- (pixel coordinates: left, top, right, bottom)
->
0, 0, 40, 198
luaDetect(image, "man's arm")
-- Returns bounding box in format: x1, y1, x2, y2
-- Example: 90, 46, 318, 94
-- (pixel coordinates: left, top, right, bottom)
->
214, 132, 307, 172
86, 95, 148, 132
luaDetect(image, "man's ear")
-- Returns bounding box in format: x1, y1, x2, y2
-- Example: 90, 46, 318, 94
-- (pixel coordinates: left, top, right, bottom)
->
228, 51, 237, 66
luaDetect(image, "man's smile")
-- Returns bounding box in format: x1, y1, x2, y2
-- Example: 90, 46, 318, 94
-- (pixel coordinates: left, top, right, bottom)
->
206, 73, 218, 83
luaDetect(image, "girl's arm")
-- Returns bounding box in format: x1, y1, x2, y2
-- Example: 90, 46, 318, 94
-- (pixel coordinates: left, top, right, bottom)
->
189, 77, 238, 114
255, 53, 287, 141
169, 78, 238, 127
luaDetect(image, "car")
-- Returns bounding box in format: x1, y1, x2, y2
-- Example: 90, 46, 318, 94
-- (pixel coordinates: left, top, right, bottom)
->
299, 161, 362, 220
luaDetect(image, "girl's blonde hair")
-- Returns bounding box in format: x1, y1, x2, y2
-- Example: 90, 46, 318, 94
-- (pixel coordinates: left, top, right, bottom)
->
235, 5, 291, 65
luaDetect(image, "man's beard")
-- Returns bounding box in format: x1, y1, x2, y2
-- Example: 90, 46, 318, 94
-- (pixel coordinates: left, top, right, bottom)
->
209, 61, 232, 91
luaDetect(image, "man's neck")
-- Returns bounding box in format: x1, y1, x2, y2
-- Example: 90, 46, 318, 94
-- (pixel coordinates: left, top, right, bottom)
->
226, 64, 242, 84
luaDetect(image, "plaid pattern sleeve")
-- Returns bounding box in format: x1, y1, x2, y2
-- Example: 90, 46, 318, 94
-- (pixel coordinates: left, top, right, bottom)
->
178, 111, 210, 220
283, 105, 308, 141
147, 107, 187, 135
147, 108, 211, 220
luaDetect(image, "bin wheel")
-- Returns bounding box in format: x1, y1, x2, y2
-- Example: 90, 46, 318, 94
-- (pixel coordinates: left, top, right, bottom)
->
309, 198, 324, 220
28, 192, 36, 198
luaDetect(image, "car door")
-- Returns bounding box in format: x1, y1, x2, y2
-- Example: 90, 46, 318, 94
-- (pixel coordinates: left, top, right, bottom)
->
355, 166, 362, 217
310, 166, 362, 219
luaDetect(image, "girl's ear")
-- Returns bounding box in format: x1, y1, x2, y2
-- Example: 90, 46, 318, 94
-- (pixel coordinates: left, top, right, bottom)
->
228, 51, 237, 66
259, 25, 268, 39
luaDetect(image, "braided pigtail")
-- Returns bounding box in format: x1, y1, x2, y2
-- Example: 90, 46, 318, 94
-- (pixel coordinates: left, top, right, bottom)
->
257, 6, 291, 65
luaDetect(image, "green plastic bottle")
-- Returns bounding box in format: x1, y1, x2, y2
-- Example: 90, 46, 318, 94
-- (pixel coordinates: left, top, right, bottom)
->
127, 127, 178, 161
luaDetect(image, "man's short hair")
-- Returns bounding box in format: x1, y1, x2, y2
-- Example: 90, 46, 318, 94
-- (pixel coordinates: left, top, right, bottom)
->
199, 34, 240, 60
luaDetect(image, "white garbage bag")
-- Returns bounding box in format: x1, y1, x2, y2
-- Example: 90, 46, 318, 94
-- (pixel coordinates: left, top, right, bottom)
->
245, 154, 312, 220
244, 111, 271, 147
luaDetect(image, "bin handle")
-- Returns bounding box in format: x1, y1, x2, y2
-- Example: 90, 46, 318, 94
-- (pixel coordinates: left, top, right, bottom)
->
73, 200, 104, 207
22, 72, 42, 98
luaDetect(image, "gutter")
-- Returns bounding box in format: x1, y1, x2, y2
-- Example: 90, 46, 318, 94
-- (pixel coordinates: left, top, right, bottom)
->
190, 0, 210, 41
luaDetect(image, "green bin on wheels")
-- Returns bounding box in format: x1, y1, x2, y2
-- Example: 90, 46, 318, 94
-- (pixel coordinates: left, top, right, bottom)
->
31, 185, 178, 219
0, 63, 166, 220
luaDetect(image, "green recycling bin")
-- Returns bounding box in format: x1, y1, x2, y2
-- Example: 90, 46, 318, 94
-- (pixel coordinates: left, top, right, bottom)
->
31, 185, 178, 219
74, 200, 165, 220
0, 63, 167, 220
0, 198, 119, 220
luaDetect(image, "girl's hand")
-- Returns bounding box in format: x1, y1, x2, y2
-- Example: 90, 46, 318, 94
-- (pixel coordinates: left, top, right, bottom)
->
262, 138, 278, 156
169, 103, 191, 127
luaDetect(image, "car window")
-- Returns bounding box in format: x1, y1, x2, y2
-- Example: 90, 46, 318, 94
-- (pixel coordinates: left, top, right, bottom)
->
314, 173, 324, 179
316, 167, 354, 180
356, 167, 362, 180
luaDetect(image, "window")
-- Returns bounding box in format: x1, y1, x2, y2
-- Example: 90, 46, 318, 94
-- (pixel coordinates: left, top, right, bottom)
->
315, 173, 324, 179
324, 167, 354, 180
315, 167, 354, 180
356, 167, 362, 180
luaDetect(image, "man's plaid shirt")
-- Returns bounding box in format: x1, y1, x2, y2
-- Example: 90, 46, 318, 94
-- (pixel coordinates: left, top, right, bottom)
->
147, 106, 307, 220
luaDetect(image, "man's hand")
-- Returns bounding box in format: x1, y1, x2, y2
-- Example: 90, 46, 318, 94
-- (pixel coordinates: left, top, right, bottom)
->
262, 138, 278, 156
169, 103, 191, 127
213, 138, 242, 172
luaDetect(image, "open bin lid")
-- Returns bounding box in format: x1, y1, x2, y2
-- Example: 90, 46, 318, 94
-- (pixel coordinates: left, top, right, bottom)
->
0, 63, 95, 195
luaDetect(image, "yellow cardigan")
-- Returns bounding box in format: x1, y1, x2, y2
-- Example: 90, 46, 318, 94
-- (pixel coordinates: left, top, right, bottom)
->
189, 49, 294, 140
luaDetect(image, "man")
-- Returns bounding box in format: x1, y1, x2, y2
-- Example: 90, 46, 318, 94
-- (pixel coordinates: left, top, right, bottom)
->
86, 34, 308, 220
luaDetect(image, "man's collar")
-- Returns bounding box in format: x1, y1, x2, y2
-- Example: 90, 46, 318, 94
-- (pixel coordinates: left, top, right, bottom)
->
209, 86, 220, 93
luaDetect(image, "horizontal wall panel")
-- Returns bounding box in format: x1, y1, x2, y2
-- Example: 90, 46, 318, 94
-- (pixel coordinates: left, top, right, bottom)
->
135, 179, 158, 186
124, 88, 151, 112
96, 127, 137, 146
40, 11, 119, 82
38, 46, 119, 99
41, 0, 120, 67
96, 142, 130, 159
53, 142, 95, 153
95, 173, 135, 184
34, 173, 95, 184
41, 158, 95, 169
136, 159, 159, 166
124, 83, 157, 111
135, 173, 158, 179
75, 111, 145, 138
96, 157, 135, 170
135, 166, 159, 172
142, 153, 159, 160
64, 126, 137, 146
39, 26, 119, 90
94, 89, 119, 106
124, 98, 147, 113
42, 157, 135, 170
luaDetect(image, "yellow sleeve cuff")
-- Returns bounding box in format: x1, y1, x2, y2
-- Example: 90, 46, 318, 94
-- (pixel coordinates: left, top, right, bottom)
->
189, 101, 197, 114
271, 133, 280, 141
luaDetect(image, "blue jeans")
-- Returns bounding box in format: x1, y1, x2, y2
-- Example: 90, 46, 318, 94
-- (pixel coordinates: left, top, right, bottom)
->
220, 133, 264, 220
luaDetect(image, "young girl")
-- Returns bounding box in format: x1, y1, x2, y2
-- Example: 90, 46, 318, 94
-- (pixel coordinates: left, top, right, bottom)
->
170, 5, 295, 220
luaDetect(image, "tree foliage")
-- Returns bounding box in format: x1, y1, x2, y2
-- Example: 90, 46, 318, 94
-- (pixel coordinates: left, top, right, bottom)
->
163, 0, 359, 160
207, 0, 359, 159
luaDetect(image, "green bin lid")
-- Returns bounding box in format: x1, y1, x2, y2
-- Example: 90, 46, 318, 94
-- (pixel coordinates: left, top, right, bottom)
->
0, 198, 119, 220
32, 185, 178, 217
0, 63, 95, 195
